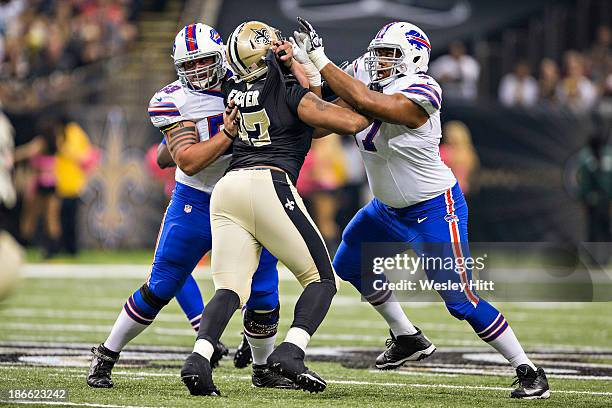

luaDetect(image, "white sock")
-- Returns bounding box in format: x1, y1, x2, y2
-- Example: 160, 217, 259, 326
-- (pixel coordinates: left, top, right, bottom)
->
487, 326, 536, 370
193, 338, 215, 361
246, 334, 276, 365
104, 308, 149, 353
284, 327, 311, 352
372, 295, 418, 336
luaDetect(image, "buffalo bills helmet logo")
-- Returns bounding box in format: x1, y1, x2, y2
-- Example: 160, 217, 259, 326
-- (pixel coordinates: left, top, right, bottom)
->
405, 29, 431, 52
210, 29, 223, 45
444, 214, 459, 223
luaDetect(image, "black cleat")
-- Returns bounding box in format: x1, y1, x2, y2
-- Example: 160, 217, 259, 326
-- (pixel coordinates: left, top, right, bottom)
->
267, 342, 326, 393
252, 364, 299, 389
87, 344, 119, 388
234, 333, 253, 369
375, 328, 436, 370
181, 352, 220, 396
510, 365, 550, 399
210, 341, 229, 369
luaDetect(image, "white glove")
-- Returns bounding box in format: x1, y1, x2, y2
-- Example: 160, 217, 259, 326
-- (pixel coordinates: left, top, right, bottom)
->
289, 36, 321, 87
296, 17, 331, 71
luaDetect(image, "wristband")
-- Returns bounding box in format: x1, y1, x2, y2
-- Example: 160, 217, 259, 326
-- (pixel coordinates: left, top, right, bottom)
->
308, 48, 331, 72
302, 61, 322, 87
223, 129, 237, 140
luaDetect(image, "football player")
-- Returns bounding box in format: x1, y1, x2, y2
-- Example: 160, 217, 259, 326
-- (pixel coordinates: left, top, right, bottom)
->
293, 19, 550, 399
180, 21, 371, 396
0, 120, 21, 302
87, 23, 301, 390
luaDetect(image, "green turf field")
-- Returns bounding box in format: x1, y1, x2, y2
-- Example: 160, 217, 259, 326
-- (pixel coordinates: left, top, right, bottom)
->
0, 264, 611, 407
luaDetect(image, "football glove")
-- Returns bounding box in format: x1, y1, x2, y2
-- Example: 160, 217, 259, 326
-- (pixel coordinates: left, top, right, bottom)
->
296, 17, 331, 71
289, 36, 321, 87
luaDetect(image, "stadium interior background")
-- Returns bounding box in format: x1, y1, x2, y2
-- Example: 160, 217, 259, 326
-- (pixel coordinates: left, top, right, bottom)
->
0, 0, 610, 261
0, 1, 611, 406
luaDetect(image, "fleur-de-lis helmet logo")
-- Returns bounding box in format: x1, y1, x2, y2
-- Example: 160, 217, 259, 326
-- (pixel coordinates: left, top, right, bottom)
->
251, 28, 272, 45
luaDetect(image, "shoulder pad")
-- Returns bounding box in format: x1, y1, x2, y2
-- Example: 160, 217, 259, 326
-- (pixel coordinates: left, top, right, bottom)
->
394, 74, 442, 115
148, 82, 187, 128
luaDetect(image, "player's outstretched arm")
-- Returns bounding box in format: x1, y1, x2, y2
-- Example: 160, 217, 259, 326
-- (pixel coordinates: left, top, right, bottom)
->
297, 92, 370, 136
163, 104, 239, 176
295, 18, 428, 128
320, 63, 428, 128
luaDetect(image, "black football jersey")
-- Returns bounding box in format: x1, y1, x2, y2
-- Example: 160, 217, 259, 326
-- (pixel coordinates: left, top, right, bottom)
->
222, 50, 312, 184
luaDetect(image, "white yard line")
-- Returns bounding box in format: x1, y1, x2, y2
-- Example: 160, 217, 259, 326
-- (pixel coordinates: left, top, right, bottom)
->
329, 379, 612, 396
1, 367, 611, 397
0, 309, 189, 323
21, 264, 293, 281
382, 369, 612, 381
0, 401, 163, 408
2, 327, 610, 350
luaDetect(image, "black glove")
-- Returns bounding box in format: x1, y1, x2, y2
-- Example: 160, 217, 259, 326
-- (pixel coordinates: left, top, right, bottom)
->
297, 17, 324, 52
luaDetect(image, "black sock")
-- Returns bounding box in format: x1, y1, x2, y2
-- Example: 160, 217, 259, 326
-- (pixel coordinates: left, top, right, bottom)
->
291, 280, 336, 336
196, 289, 240, 345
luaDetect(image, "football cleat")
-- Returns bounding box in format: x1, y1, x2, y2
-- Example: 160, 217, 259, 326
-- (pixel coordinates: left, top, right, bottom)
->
267, 342, 326, 393
181, 352, 220, 396
252, 364, 299, 389
375, 328, 436, 370
210, 341, 229, 369
87, 344, 119, 388
510, 365, 550, 399
233, 333, 253, 369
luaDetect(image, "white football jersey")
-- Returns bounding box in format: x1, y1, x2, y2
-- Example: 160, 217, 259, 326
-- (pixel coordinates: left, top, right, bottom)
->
148, 80, 230, 193
350, 56, 456, 208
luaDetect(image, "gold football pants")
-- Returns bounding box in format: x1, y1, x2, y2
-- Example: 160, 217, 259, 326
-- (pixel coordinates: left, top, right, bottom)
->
210, 168, 338, 305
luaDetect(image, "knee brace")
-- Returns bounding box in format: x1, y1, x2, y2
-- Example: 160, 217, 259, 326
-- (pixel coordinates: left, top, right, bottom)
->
243, 305, 280, 339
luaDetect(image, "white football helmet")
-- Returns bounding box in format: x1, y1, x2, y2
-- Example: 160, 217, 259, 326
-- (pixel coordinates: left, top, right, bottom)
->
364, 22, 431, 85
172, 23, 226, 90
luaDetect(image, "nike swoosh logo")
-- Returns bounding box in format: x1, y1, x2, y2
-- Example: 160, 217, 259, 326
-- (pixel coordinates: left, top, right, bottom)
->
417, 217, 427, 223
155, 97, 162, 102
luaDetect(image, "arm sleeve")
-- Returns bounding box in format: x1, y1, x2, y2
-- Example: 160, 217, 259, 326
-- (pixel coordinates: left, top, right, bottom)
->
285, 84, 310, 116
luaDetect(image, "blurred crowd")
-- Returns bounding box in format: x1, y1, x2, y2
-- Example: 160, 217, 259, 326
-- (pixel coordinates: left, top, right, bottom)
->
430, 26, 612, 115
0, 0, 141, 110
0, 1, 609, 255
0, 110, 97, 258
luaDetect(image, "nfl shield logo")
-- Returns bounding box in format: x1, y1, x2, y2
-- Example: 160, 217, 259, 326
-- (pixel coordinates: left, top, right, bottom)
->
184, 204, 192, 214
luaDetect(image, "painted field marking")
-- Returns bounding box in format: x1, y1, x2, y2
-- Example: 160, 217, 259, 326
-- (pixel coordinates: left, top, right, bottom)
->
0, 401, 162, 408
1, 366, 611, 397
